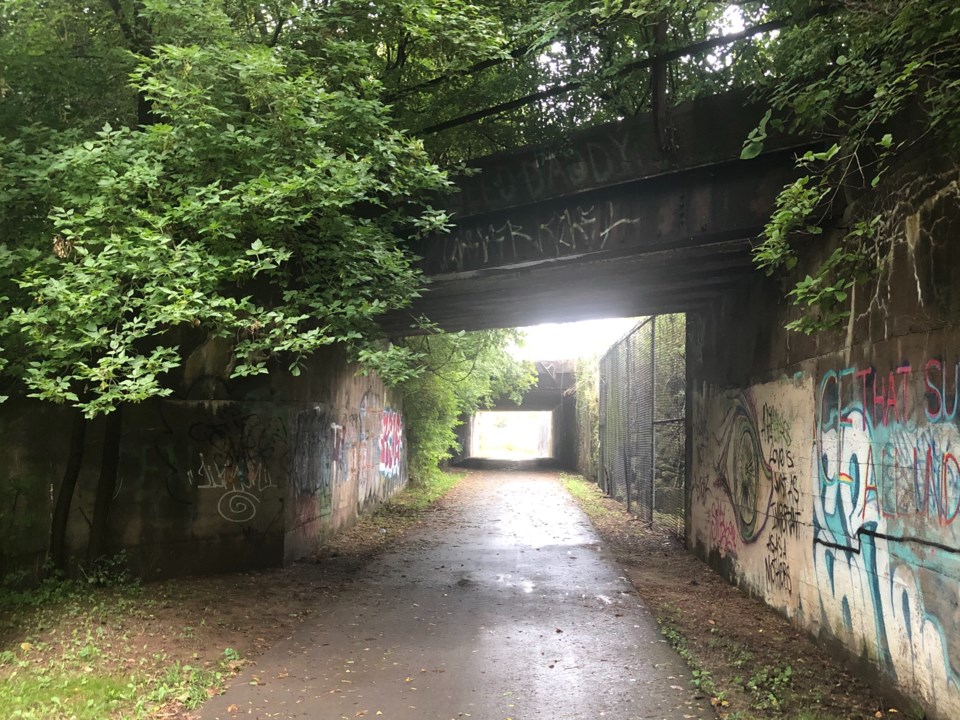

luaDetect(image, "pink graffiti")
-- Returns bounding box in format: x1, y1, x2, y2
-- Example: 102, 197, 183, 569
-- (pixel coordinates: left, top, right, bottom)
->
379, 409, 404, 479
709, 501, 739, 555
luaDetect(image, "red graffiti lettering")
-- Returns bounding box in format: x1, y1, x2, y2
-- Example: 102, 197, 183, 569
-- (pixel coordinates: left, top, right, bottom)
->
379, 409, 404, 479
709, 502, 739, 556
925, 359, 943, 422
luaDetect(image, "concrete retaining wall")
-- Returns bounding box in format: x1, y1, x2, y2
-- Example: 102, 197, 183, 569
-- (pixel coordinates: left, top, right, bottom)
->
688, 167, 960, 717
0, 344, 407, 580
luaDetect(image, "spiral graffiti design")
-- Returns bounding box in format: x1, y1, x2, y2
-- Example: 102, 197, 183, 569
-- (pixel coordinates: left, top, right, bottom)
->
732, 412, 761, 540
218, 490, 259, 523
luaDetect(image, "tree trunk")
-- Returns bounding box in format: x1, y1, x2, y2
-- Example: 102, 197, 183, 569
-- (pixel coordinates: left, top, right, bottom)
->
87, 406, 124, 564
49, 410, 88, 571
651, 20, 673, 153
103, 0, 156, 126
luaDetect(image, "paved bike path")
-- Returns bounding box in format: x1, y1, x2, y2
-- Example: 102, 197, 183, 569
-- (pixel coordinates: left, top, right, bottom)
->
198, 470, 712, 720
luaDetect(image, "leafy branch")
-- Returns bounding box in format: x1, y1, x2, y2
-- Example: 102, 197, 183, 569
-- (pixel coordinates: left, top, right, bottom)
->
744, 0, 960, 334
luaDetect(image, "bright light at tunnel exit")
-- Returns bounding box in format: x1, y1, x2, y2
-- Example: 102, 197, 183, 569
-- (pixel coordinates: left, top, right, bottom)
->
510, 317, 639, 361
471, 411, 553, 460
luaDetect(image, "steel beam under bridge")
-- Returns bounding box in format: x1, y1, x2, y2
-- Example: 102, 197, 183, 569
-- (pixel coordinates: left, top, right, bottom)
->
383, 92, 816, 333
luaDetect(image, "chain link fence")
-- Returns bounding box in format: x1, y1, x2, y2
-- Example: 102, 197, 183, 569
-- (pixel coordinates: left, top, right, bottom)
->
598, 315, 686, 538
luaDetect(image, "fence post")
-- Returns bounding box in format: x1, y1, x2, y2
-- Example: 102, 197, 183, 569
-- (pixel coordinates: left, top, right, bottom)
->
624, 334, 632, 513
649, 316, 657, 524
598, 366, 607, 493
595, 314, 686, 537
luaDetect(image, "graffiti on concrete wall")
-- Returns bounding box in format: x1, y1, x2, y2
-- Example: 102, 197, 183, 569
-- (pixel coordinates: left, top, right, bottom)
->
814, 361, 960, 708
184, 410, 286, 523
693, 380, 809, 601
155, 404, 353, 527
379, 408, 404, 482
357, 393, 378, 503
290, 408, 341, 525
694, 363, 960, 714
355, 398, 406, 506
331, 423, 346, 485
709, 499, 740, 556
766, 440, 801, 596
141, 390, 405, 538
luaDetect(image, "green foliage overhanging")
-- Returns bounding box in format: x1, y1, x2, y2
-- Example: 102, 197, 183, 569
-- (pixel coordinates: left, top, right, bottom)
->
745, 0, 960, 333
0, 1, 453, 416
3, 0, 691, 416
397, 330, 535, 484
4, 0, 955, 419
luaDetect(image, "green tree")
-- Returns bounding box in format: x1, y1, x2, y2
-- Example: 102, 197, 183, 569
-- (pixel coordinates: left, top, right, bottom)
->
0, 0, 135, 132
398, 330, 535, 484
574, 354, 601, 483
2, 8, 452, 417
744, 0, 960, 332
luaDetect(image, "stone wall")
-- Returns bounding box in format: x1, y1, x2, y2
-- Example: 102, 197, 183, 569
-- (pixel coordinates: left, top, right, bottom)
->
688, 167, 960, 717
0, 344, 407, 580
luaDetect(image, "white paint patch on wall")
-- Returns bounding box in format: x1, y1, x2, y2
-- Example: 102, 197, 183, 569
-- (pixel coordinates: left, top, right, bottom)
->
691, 377, 814, 612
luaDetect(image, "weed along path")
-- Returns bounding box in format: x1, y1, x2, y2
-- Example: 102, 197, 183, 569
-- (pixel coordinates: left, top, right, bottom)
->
198, 470, 712, 720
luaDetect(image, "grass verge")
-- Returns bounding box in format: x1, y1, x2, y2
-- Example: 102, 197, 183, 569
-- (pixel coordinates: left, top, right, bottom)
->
560, 471, 616, 516
320, 469, 467, 559
382, 468, 464, 513
0, 572, 244, 720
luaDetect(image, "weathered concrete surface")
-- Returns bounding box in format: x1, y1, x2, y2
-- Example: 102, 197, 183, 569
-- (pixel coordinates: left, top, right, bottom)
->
199, 470, 712, 720
446, 92, 803, 218
491, 360, 576, 412
417, 151, 799, 277
687, 166, 960, 719
389, 241, 758, 332
381, 92, 816, 333
0, 344, 408, 581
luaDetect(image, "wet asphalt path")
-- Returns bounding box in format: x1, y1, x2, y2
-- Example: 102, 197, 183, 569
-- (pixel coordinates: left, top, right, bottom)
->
198, 470, 712, 719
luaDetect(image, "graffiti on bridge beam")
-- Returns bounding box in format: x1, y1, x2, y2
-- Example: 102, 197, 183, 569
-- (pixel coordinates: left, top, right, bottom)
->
469, 131, 641, 210
434, 200, 647, 273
